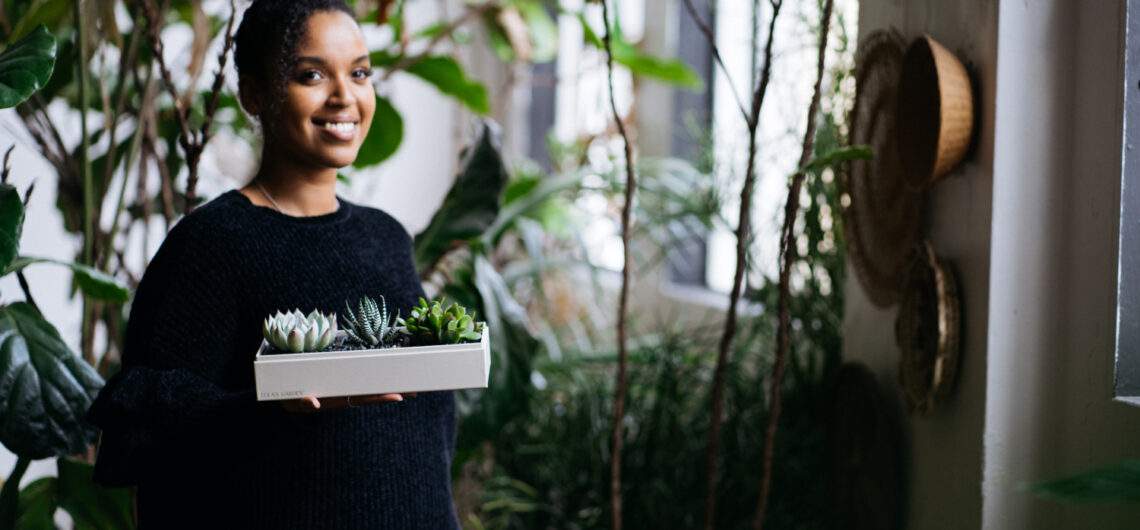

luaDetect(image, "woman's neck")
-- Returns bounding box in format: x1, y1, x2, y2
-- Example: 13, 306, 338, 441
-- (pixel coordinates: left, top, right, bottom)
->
241, 153, 340, 216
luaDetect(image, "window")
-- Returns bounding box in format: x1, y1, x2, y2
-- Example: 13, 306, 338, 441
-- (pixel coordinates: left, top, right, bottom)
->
1115, 0, 1140, 402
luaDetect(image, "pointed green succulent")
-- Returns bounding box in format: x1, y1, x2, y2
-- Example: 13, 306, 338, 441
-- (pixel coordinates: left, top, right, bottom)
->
262, 308, 338, 353
397, 296, 485, 346
341, 294, 403, 348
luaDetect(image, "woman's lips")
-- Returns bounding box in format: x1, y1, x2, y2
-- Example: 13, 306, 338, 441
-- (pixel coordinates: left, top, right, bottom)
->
315, 120, 357, 142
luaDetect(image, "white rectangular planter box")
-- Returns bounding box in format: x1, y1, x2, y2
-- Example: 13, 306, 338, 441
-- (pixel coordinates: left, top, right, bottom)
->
254, 327, 490, 401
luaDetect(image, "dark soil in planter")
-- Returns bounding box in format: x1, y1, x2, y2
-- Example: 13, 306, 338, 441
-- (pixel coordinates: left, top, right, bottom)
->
262, 333, 414, 355
261, 332, 482, 355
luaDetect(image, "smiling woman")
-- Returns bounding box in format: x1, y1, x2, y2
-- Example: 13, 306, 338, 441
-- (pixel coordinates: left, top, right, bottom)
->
234, 1, 376, 212
83, 1, 461, 528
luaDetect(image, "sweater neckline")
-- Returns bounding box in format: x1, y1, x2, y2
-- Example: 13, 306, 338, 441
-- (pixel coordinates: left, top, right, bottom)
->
225, 188, 353, 226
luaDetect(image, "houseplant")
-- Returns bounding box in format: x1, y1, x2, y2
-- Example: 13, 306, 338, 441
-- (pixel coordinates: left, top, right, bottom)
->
253, 295, 490, 400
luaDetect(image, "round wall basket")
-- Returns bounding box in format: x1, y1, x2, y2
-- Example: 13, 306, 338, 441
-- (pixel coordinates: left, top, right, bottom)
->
896, 34, 975, 189
843, 30, 924, 307
895, 241, 960, 415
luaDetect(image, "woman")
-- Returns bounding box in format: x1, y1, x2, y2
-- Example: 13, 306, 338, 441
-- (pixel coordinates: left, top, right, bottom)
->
85, 1, 461, 528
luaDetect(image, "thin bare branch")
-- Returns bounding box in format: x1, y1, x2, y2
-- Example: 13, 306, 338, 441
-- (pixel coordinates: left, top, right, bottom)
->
753, 1, 834, 528
139, 0, 194, 148
680, 0, 749, 123
700, 0, 783, 527
1, 145, 13, 184
200, 0, 238, 147
600, 0, 637, 528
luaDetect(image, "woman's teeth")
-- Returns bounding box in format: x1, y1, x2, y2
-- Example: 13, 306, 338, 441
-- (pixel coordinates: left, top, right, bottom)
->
323, 122, 356, 132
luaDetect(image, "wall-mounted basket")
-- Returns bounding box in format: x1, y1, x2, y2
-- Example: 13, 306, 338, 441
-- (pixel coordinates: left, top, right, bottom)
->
895, 241, 960, 415
896, 34, 975, 189
844, 29, 924, 307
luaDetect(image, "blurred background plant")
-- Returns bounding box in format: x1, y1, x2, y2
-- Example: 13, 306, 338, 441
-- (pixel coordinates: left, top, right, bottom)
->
0, 0, 862, 527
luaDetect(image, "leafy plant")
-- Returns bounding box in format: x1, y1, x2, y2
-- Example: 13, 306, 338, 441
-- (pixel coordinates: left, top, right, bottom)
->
0, 24, 133, 530
262, 308, 338, 353
0, 25, 56, 109
398, 297, 486, 346
341, 295, 403, 349
1028, 459, 1140, 503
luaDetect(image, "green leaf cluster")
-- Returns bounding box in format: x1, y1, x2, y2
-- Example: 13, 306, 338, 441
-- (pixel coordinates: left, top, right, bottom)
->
398, 296, 485, 346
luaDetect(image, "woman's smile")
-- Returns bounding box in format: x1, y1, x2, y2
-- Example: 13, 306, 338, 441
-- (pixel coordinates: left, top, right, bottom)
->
313, 116, 360, 142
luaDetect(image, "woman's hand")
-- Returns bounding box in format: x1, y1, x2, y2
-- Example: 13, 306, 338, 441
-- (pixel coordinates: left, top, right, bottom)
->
279, 393, 418, 413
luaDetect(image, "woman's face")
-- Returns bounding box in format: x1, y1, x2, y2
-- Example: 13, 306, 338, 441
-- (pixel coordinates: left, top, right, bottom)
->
252, 10, 375, 169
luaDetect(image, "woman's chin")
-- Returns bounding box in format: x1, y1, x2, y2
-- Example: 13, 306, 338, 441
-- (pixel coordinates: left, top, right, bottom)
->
315, 150, 360, 169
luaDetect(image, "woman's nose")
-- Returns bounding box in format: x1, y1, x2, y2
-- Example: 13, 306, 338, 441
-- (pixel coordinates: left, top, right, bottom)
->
328, 75, 355, 106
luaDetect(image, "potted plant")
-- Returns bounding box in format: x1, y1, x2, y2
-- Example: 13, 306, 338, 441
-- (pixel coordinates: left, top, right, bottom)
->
253, 296, 490, 401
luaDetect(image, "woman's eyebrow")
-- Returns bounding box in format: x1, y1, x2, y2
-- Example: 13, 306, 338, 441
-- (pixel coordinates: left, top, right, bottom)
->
296, 55, 370, 66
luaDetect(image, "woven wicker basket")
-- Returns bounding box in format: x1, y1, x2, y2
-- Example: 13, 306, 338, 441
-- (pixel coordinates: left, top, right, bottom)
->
896, 34, 974, 188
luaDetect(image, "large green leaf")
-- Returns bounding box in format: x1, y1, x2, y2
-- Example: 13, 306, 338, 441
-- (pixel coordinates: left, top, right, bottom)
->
1029, 459, 1140, 503
0, 183, 24, 272
0, 25, 56, 109
4, 256, 130, 303
0, 302, 104, 459
578, 14, 701, 89
405, 55, 490, 115
456, 255, 541, 450
9, 1, 69, 42
481, 169, 584, 248
353, 94, 403, 168
15, 476, 56, 530
413, 121, 509, 273
57, 457, 134, 530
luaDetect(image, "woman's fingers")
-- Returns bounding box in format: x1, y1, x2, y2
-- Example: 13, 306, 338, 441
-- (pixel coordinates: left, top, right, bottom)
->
280, 393, 415, 413
355, 393, 403, 404
280, 394, 321, 413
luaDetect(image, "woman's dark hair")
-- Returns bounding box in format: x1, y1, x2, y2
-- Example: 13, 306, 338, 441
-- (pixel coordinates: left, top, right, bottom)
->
233, 0, 355, 117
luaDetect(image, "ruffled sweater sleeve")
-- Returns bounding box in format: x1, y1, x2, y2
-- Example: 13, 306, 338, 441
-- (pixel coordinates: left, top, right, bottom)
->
84, 213, 260, 487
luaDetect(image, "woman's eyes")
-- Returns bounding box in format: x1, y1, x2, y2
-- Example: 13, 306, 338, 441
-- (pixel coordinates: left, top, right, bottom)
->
297, 68, 373, 82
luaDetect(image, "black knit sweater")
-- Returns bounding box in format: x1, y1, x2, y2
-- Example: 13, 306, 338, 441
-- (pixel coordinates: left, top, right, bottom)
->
84, 189, 460, 529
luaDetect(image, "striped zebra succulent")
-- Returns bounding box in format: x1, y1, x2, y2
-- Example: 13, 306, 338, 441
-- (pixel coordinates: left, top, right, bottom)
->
341, 294, 403, 348
263, 308, 338, 353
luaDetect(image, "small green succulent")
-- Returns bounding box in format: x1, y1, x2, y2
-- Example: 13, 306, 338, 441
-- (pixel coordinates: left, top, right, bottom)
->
341, 294, 403, 348
262, 308, 338, 353
397, 296, 485, 346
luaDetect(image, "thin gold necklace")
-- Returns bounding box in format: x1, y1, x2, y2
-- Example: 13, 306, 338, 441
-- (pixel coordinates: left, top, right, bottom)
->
253, 180, 339, 216
254, 179, 288, 214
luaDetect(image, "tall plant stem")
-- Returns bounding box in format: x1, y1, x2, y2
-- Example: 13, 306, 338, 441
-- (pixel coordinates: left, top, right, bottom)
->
601, 1, 636, 528
0, 457, 31, 528
752, 1, 834, 528
75, 0, 92, 265
701, 2, 782, 529
74, 0, 97, 365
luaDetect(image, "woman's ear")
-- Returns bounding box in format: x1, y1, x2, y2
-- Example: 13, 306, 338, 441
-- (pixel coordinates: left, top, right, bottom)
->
238, 75, 261, 117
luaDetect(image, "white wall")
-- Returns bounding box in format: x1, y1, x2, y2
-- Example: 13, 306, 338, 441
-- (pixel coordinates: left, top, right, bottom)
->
983, 0, 1140, 527
850, 0, 1140, 528
847, 1, 997, 528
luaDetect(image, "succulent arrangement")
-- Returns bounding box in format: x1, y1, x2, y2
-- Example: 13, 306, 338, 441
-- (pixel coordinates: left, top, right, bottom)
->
341, 294, 405, 348
397, 296, 485, 346
258, 296, 485, 354
262, 308, 338, 353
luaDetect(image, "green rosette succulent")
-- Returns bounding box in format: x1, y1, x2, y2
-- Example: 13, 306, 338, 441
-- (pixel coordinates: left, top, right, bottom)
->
262, 308, 337, 353
397, 296, 485, 346
341, 294, 403, 348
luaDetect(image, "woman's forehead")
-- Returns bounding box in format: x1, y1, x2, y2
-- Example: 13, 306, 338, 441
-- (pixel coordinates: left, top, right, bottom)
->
296, 10, 367, 59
